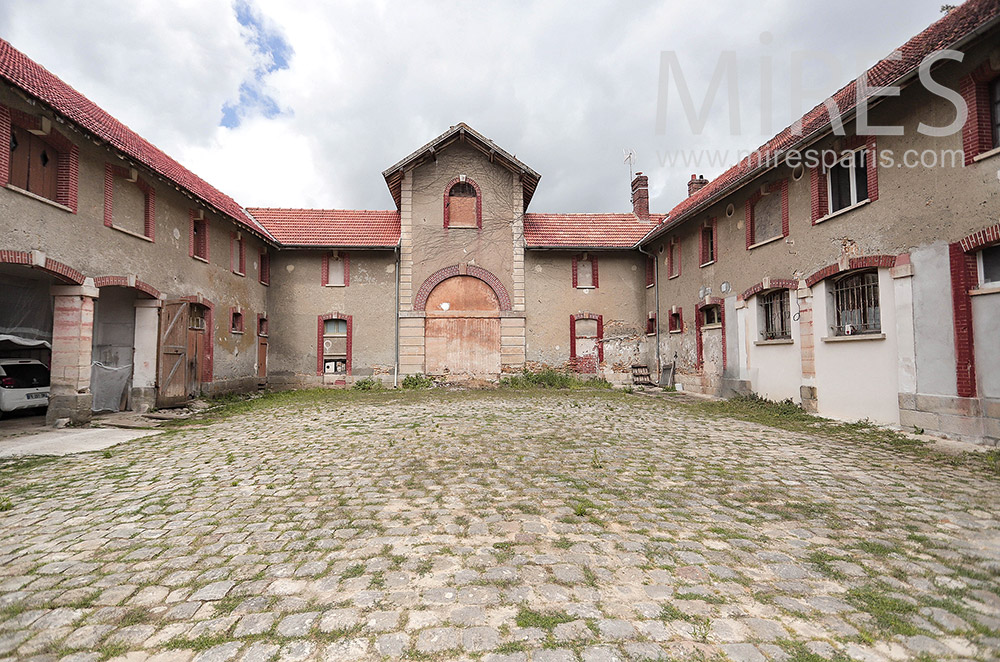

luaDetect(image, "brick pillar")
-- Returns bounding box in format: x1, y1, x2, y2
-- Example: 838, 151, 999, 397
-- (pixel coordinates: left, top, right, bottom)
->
47, 282, 99, 425
796, 282, 818, 412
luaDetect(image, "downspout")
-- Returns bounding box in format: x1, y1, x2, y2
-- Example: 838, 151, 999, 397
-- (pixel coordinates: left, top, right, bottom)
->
393, 243, 400, 388
636, 243, 660, 383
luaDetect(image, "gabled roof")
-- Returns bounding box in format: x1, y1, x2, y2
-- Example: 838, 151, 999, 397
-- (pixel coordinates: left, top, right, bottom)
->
642, 0, 1000, 244
381, 122, 541, 212
246, 208, 400, 248
0, 39, 274, 240
524, 213, 665, 249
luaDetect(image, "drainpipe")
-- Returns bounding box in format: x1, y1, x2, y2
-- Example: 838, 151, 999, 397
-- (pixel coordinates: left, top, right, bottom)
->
637, 244, 661, 383
393, 243, 400, 388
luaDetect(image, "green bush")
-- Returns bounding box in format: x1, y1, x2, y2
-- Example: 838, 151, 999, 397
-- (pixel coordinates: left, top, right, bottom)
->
499, 369, 612, 390
351, 378, 384, 391
401, 373, 434, 389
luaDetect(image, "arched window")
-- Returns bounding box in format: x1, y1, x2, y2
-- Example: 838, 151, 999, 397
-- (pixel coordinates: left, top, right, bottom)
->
830, 270, 880, 336
444, 178, 480, 228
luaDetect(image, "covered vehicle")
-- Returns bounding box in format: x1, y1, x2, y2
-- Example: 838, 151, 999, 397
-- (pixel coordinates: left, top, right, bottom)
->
0, 358, 50, 414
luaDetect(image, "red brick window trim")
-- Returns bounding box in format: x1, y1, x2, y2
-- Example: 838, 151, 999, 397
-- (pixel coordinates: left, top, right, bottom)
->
443, 176, 482, 229
230, 308, 245, 334
321, 251, 350, 287
572, 253, 599, 289
189, 210, 209, 262
745, 180, 788, 249
259, 250, 270, 286
2, 106, 79, 213
103, 163, 156, 241
810, 136, 878, 223
317, 313, 352, 376
230, 233, 246, 276
960, 61, 1000, 165
668, 307, 683, 333
695, 299, 726, 370
667, 238, 681, 279
645, 254, 655, 288
699, 218, 717, 267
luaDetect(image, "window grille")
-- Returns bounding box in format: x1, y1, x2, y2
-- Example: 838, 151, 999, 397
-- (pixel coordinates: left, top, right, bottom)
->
832, 271, 880, 336
760, 290, 790, 340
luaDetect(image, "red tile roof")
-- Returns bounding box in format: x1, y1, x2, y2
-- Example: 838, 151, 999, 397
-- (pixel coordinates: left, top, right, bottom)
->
246, 208, 401, 247
645, 0, 1000, 243
524, 213, 665, 248
0, 38, 272, 239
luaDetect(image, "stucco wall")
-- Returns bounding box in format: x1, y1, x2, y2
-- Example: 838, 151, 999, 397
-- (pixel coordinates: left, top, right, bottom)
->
265, 250, 397, 385
911, 243, 959, 397
0, 86, 268, 394
743, 293, 802, 403
972, 293, 1000, 399
524, 251, 646, 374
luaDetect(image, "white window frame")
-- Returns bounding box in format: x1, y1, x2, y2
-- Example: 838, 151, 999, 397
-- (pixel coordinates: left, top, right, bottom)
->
978, 244, 1000, 287
827, 147, 868, 216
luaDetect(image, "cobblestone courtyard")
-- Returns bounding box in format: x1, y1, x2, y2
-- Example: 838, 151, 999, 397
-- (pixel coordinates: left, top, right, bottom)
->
1, 390, 998, 662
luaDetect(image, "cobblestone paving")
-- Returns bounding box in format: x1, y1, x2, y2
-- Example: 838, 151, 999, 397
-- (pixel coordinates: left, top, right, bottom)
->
1, 390, 998, 662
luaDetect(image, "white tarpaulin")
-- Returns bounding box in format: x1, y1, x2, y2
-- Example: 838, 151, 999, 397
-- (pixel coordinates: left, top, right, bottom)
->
91, 361, 132, 412
0, 334, 50, 351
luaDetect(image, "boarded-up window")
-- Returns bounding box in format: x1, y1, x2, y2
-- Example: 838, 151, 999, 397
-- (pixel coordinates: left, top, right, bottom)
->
8, 126, 58, 202
231, 235, 246, 275
573, 317, 601, 366
575, 257, 596, 288
328, 254, 346, 286
323, 318, 348, 374
448, 181, 478, 228
259, 250, 270, 285
113, 177, 148, 237
752, 192, 782, 244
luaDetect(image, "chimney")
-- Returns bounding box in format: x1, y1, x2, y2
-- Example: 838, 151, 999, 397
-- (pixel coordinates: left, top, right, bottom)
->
631, 172, 649, 221
688, 174, 708, 197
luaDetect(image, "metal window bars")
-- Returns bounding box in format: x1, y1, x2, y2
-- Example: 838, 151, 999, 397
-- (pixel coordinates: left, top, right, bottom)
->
833, 271, 881, 335
760, 290, 790, 340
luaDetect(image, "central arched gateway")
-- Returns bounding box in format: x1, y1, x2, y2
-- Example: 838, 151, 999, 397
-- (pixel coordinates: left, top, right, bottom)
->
423, 275, 502, 377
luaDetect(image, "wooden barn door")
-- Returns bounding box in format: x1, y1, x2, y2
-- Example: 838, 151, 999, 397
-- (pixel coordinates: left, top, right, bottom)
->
157, 301, 189, 407
424, 276, 501, 378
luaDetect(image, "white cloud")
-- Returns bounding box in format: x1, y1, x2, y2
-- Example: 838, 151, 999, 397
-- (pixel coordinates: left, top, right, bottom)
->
1, 0, 947, 214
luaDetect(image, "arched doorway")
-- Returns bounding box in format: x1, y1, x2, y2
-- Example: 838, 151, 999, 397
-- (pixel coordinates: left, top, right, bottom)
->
424, 276, 501, 377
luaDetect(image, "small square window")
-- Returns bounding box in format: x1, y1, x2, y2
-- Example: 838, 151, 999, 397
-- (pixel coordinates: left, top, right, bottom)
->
259, 251, 270, 285
231, 235, 246, 275
231, 311, 244, 334
646, 313, 656, 335
702, 305, 721, 327
668, 310, 682, 333
192, 218, 208, 260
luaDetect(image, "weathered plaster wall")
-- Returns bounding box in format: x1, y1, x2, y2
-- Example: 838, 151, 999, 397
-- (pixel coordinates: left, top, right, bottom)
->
972, 293, 1000, 399
524, 251, 646, 376
265, 250, 397, 386
743, 294, 802, 403
911, 243, 959, 397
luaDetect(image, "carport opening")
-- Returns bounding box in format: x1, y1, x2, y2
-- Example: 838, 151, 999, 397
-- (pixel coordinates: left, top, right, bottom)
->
92, 286, 157, 413
0, 264, 56, 420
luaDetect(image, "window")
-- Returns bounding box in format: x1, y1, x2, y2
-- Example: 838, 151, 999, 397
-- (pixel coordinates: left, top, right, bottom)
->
702, 305, 721, 327
573, 254, 598, 289
259, 250, 270, 285
230, 310, 244, 334
9, 125, 58, 202
759, 290, 791, 340
258, 316, 268, 337
978, 244, 1000, 287
230, 234, 246, 276
323, 318, 349, 375
700, 223, 715, 266
668, 308, 683, 333
191, 216, 208, 261
831, 270, 880, 336
323, 252, 349, 287
667, 239, 680, 278
828, 149, 869, 214
751, 192, 783, 245
571, 314, 602, 372
645, 255, 655, 288
646, 312, 657, 335
103, 164, 156, 240
447, 180, 478, 228
992, 79, 1000, 150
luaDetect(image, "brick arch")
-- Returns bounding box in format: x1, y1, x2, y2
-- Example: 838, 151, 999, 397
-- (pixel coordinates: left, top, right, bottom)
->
739, 278, 798, 302
804, 254, 897, 288
443, 176, 482, 229
695, 297, 727, 370
414, 264, 511, 311
94, 275, 161, 299
0, 249, 84, 284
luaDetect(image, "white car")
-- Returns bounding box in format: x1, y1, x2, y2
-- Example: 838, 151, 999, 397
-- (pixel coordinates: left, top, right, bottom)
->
0, 359, 50, 415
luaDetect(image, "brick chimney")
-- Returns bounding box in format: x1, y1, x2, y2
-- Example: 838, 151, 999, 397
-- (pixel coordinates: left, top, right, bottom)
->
631, 172, 649, 221
688, 174, 708, 197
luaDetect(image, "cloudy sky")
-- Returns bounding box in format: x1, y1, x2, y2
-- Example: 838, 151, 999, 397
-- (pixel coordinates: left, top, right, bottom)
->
0, 0, 946, 214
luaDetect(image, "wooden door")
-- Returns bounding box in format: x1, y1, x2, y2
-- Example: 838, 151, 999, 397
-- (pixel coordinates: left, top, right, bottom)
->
257, 337, 267, 380
425, 317, 501, 376
157, 301, 189, 407
186, 327, 203, 398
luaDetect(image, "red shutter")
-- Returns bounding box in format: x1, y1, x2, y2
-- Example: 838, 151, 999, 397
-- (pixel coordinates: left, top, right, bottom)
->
810, 166, 828, 224
343, 252, 350, 287
571, 256, 578, 288
591, 256, 599, 289
321, 253, 329, 286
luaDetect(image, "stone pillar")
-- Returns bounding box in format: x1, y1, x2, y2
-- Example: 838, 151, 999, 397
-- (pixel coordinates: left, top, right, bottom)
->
47, 282, 99, 425
500, 315, 526, 372
131, 298, 162, 413
398, 315, 425, 375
